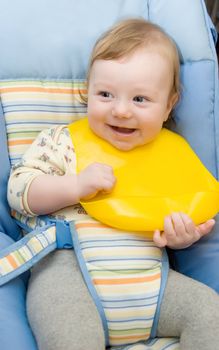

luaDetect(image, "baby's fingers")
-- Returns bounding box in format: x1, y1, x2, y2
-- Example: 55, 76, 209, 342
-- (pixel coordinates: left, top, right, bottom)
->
163, 215, 176, 238
101, 177, 116, 193
196, 219, 215, 236
153, 230, 167, 248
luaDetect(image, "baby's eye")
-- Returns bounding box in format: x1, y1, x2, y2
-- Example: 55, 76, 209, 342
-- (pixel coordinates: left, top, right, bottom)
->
99, 91, 112, 98
133, 95, 146, 103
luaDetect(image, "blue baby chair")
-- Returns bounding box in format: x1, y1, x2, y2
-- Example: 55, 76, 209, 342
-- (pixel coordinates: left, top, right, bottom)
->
0, 0, 218, 349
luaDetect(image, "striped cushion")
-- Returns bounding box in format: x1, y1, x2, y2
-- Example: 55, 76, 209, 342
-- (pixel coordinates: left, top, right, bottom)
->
0, 80, 87, 165
74, 219, 162, 346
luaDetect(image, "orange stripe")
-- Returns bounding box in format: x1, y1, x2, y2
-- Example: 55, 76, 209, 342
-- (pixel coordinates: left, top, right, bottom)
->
11, 209, 16, 217
75, 222, 110, 229
93, 272, 161, 285
0, 87, 87, 94
110, 334, 150, 342
8, 139, 33, 146
7, 254, 18, 269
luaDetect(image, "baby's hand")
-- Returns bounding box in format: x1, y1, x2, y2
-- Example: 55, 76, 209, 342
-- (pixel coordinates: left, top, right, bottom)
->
153, 212, 215, 249
77, 162, 116, 200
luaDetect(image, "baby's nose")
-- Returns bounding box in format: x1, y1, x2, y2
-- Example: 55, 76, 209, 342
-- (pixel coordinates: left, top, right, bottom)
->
112, 99, 132, 119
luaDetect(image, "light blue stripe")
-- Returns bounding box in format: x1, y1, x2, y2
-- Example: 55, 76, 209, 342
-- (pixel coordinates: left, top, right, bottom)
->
91, 267, 160, 272
6, 120, 71, 125
4, 104, 82, 108
101, 293, 159, 303
5, 109, 83, 114
104, 302, 157, 309
86, 257, 161, 263
81, 244, 157, 249
80, 238, 153, 244
36, 233, 50, 247
145, 337, 179, 348
107, 317, 154, 323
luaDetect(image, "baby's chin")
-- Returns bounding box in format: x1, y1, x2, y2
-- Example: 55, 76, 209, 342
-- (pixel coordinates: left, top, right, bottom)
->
109, 139, 139, 152
110, 138, 155, 151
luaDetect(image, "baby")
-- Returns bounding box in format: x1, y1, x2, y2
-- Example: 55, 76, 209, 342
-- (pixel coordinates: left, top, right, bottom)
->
8, 18, 219, 350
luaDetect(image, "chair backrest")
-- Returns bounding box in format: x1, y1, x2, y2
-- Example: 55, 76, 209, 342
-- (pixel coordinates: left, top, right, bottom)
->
0, 0, 218, 168
0, 0, 219, 290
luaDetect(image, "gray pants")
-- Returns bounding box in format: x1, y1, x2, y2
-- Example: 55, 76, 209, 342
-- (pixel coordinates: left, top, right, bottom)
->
27, 250, 219, 350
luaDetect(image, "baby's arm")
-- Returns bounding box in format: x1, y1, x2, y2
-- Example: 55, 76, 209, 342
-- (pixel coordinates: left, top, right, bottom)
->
153, 212, 215, 249
27, 162, 115, 215
7, 126, 115, 216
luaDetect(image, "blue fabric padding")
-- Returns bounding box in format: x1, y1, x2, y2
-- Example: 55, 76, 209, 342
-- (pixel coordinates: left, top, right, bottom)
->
0, 104, 21, 240
0, 0, 215, 79
0, 0, 148, 79
0, 3, 218, 347
171, 214, 219, 292
169, 60, 219, 178
167, 58, 219, 292
149, 0, 214, 62
0, 232, 37, 350
207, 13, 218, 44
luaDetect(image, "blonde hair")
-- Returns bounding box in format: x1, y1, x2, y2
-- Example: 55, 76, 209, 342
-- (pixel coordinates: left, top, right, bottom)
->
82, 18, 180, 106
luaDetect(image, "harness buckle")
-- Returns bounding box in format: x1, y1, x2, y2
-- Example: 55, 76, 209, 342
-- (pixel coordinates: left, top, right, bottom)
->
55, 220, 73, 249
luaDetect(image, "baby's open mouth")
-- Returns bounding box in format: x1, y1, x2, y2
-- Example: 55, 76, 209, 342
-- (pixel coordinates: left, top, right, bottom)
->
109, 125, 136, 134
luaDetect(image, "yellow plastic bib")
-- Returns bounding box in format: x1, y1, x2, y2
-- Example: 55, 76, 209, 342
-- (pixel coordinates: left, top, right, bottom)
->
68, 118, 219, 231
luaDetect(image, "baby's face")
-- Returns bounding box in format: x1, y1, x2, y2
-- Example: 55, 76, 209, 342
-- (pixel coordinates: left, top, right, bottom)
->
87, 47, 176, 151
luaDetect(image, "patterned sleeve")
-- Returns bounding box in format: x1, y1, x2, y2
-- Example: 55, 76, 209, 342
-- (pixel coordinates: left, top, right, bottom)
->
7, 125, 76, 216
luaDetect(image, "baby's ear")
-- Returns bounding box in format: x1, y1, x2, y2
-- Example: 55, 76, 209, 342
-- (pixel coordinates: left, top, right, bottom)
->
169, 92, 179, 110
164, 93, 179, 121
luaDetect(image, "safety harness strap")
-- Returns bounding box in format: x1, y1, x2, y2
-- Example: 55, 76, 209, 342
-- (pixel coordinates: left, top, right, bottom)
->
0, 220, 73, 286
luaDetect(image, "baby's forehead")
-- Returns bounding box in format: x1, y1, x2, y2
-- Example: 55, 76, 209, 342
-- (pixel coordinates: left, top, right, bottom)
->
141, 40, 176, 58
88, 39, 177, 85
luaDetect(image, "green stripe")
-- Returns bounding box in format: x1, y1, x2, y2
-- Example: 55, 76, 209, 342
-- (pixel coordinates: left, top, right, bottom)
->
0, 80, 86, 87
7, 131, 38, 139
90, 265, 161, 275
14, 250, 26, 264
109, 328, 151, 335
